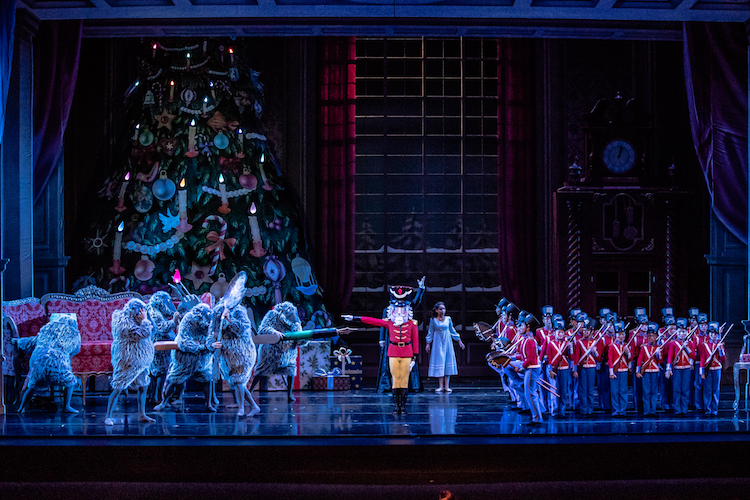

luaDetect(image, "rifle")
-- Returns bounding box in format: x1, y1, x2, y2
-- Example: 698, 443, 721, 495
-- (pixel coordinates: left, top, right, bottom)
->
701, 324, 733, 376
666, 325, 700, 369
639, 329, 679, 374
608, 323, 636, 369
546, 324, 582, 373
575, 325, 608, 367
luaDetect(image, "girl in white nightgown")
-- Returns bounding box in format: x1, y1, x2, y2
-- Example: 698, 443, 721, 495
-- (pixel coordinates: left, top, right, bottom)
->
425, 302, 465, 393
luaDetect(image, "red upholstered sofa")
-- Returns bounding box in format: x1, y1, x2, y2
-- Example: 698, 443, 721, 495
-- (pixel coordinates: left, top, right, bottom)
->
2, 286, 142, 404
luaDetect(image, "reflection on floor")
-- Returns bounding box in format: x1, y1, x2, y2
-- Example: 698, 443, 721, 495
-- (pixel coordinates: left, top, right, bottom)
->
3, 378, 750, 440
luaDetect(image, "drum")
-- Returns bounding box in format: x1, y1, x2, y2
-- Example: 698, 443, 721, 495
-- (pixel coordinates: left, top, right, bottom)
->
474, 321, 495, 342
486, 351, 512, 369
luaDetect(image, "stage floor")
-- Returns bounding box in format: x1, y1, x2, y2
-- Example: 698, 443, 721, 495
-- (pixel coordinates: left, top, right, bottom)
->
3, 378, 750, 442
3, 379, 750, 493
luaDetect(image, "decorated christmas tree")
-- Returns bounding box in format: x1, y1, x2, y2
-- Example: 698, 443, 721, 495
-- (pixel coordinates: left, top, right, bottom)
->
81, 39, 332, 330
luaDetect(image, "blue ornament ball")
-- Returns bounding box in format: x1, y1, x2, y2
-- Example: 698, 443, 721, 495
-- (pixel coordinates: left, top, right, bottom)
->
152, 177, 176, 201
214, 131, 229, 150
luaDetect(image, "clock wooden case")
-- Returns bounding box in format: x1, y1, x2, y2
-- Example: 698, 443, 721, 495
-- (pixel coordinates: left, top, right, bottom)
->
582, 93, 655, 185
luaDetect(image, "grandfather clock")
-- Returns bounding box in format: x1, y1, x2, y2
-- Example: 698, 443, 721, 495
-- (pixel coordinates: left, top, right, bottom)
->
554, 93, 688, 320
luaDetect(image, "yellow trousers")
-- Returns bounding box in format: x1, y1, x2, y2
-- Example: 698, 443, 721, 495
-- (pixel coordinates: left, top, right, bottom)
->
389, 357, 411, 389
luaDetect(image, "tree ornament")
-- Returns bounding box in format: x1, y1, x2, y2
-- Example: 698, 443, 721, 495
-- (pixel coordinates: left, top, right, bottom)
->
134, 255, 155, 281
136, 162, 160, 182
180, 87, 197, 104
263, 255, 286, 304
214, 130, 229, 150
138, 128, 155, 147
154, 108, 177, 131
202, 215, 236, 275
239, 167, 257, 190
185, 261, 213, 290
143, 90, 155, 106
152, 170, 176, 201
158, 208, 180, 233
132, 185, 154, 213
159, 137, 179, 156
210, 273, 230, 300
207, 110, 228, 132
291, 255, 318, 295
84, 228, 108, 255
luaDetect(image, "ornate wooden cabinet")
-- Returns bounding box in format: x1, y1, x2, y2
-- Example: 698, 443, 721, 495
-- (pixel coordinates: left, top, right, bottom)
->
554, 94, 690, 320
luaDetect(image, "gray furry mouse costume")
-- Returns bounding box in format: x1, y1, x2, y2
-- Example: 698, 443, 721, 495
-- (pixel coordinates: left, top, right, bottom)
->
17, 316, 81, 413
252, 301, 308, 402
155, 302, 215, 412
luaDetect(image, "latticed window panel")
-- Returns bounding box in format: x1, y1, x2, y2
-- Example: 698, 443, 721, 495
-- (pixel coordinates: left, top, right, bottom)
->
354, 38, 501, 330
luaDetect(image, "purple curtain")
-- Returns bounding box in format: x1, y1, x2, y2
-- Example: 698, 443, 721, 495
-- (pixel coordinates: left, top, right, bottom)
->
497, 38, 536, 309
32, 20, 82, 204
315, 37, 356, 317
684, 22, 748, 245
0, 0, 17, 147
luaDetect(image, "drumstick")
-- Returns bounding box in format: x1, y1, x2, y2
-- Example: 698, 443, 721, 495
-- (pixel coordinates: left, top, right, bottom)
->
537, 379, 560, 398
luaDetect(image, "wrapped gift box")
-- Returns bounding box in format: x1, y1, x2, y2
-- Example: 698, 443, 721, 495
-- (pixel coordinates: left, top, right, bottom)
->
312, 375, 351, 391
330, 354, 363, 390
298, 340, 332, 390
255, 340, 331, 391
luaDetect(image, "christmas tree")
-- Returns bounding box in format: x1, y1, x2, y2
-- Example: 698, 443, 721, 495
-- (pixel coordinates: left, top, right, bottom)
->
81, 39, 332, 330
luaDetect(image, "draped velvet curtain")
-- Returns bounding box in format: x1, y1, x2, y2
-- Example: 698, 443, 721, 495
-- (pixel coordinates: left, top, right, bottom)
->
0, 0, 16, 147
497, 38, 536, 309
32, 20, 82, 204
315, 37, 356, 317
683, 22, 748, 245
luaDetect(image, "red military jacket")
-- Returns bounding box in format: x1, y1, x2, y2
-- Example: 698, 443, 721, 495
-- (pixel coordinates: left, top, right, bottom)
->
666, 340, 693, 369
500, 323, 518, 344
574, 338, 600, 368
520, 336, 541, 369
699, 340, 725, 372
545, 338, 572, 370
535, 327, 553, 350
608, 342, 630, 372
597, 334, 613, 367
629, 328, 647, 362
637, 343, 662, 373
360, 316, 419, 358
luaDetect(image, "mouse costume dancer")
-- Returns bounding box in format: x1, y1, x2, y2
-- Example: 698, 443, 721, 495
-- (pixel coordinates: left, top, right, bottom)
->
105, 298, 155, 426
147, 291, 179, 405
207, 272, 266, 417
154, 303, 214, 412
343, 288, 421, 414
251, 301, 310, 403
16, 316, 81, 414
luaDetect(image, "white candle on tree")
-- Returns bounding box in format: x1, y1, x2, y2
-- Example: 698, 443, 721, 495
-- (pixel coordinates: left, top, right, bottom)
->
219, 174, 228, 204
113, 221, 125, 261
248, 202, 261, 242
188, 119, 196, 150
248, 202, 267, 257
116, 172, 130, 212
178, 178, 188, 219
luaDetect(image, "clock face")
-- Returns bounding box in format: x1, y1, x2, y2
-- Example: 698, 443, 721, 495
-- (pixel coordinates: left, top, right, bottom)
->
602, 139, 636, 174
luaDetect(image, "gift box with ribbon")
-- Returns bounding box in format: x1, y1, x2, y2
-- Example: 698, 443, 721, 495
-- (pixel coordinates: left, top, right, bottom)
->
312, 367, 351, 391
257, 340, 331, 391
330, 348, 363, 390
